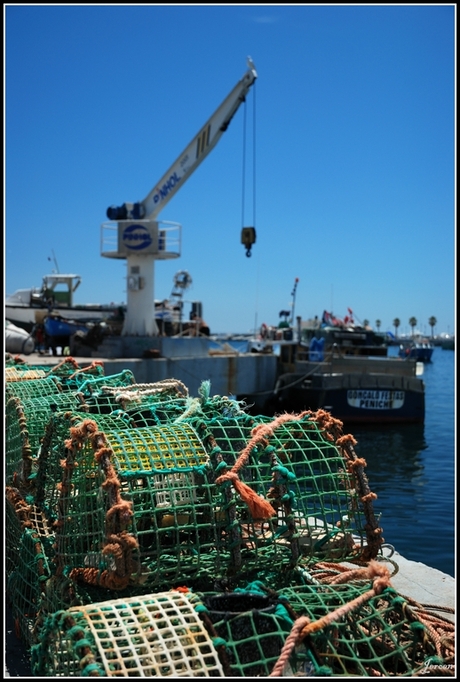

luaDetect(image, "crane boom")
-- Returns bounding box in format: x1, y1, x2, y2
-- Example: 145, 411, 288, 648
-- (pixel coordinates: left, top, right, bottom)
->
106, 61, 257, 222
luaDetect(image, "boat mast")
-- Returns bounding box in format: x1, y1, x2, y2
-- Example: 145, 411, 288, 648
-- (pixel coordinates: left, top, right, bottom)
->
290, 277, 299, 326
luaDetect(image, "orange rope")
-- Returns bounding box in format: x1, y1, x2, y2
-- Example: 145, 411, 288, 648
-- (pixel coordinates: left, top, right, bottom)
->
215, 412, 310, 519
57, 418, 138, 588
68, 360, 104, 379
269, 561, 392, 677
48, 357, 80, 371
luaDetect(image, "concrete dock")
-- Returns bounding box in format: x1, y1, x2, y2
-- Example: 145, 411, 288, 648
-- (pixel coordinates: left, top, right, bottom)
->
11, 344, 278, 413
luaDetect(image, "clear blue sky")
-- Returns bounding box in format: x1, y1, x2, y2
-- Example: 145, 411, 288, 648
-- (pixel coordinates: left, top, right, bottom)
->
5, 4, 455, 337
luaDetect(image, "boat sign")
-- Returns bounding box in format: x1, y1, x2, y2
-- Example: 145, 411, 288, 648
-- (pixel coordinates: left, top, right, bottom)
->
347, 389, 405, 410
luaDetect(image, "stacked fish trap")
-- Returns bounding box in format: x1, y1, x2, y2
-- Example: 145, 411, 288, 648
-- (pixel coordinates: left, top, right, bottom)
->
30, 576, 454, 677
5, 354, 455, 676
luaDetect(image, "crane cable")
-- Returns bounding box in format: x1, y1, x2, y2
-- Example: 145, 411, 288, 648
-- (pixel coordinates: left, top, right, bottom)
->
241, 81, 257, 257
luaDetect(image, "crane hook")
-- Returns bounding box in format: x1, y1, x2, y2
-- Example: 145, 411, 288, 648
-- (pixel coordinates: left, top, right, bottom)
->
241, 227, 256, 258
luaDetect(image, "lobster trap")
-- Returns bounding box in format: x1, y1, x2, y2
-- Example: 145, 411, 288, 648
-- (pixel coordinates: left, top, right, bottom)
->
5, 393, 82, 488
6, 367, 452, 677
5, 375, 64, 401
28, 575, 455, 677
31, 590, 225, 677
21, 406, 383, 600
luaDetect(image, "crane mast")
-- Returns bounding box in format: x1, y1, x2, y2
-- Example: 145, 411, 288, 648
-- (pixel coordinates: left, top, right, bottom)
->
102, 59, 257, 336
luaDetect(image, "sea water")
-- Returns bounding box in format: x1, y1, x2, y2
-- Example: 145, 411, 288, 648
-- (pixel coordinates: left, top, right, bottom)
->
351, 345, 455, 578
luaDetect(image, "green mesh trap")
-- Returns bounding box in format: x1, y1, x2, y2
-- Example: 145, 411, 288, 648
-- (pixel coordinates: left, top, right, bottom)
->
28, 578, 454, 677
195, 411, 382, 572
17, 407, 382, 599
5, 370, 454, 677
74, 368, 136, 394
81, 378, 190, 422
32, 415, 216, 591
31, 591, 225, 677
5, 365, 49, 382
6, 522, 52, 648
5, 393, 83, 487
5, 375, 63, 401
274, 579, 450, 677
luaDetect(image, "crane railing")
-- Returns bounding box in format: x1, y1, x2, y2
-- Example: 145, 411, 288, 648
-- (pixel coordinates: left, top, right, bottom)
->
100, 220, 181, 260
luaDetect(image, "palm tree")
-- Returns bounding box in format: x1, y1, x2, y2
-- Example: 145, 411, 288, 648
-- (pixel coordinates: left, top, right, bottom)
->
428, 316, 437, 338
375, 319, 381, 331
409, 317, 417, 337
393, 318, 400, 338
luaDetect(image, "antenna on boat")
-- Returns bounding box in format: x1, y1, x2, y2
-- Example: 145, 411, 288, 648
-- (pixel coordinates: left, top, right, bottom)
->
48, 250, 60, 273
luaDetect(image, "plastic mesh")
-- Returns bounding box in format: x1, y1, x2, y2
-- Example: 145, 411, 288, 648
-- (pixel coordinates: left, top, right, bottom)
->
5, 369, 454, 677
6, 521, 53, 648
5, 366, 48, 382
5, 375, 63, 400
196, 413, 377, 571
267, 578, 453, 677
5, 393, 82, 487
31, 591, 225, 677
10, 408, 383, 594
29, 581, 453, 678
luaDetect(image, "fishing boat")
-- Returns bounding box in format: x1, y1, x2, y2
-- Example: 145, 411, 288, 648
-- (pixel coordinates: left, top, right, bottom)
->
398, 336, 434, 362
301, 310, 389, 358
263, 350, 425, 424
441, 336, 455, 350
5, 269, 201, 338
239, 306, 425, 424
42, 312, 115, 356
5, 272, 125, 333
257, 308, 389, 358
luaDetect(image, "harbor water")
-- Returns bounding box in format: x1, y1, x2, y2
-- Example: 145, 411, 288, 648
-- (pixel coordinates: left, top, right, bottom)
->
350, 345, 455, 578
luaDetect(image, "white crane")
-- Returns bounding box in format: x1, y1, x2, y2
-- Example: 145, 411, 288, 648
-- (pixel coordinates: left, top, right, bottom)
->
101, 61, 257, 336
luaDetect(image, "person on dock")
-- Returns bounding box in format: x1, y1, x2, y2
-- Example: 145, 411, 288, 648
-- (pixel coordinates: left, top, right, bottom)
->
32, 323, 45, 353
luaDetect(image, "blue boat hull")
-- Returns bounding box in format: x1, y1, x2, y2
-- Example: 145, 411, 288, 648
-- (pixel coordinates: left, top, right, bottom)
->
44, 316, 91, 338
43, 315, 102, 355
398, 344, 434, 362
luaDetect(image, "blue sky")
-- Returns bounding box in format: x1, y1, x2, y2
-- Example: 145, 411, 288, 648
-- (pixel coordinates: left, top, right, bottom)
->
5, 4, 455, 337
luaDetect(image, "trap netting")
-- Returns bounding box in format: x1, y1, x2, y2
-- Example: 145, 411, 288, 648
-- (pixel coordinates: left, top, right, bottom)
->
29, 572, 455, 678
192, 409, 383, 572
4, 358, 104, 401
5, 365, 48, 381
78, 377, 189, 419
5, 372, 454, 676
269, 571, 456, 677
23, 406, 382, 599
5, 375, 64, 401
5, 367, 138, 488
5, 393, 82, 488
6, 521, 53, 646
31, 590, 225, 678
